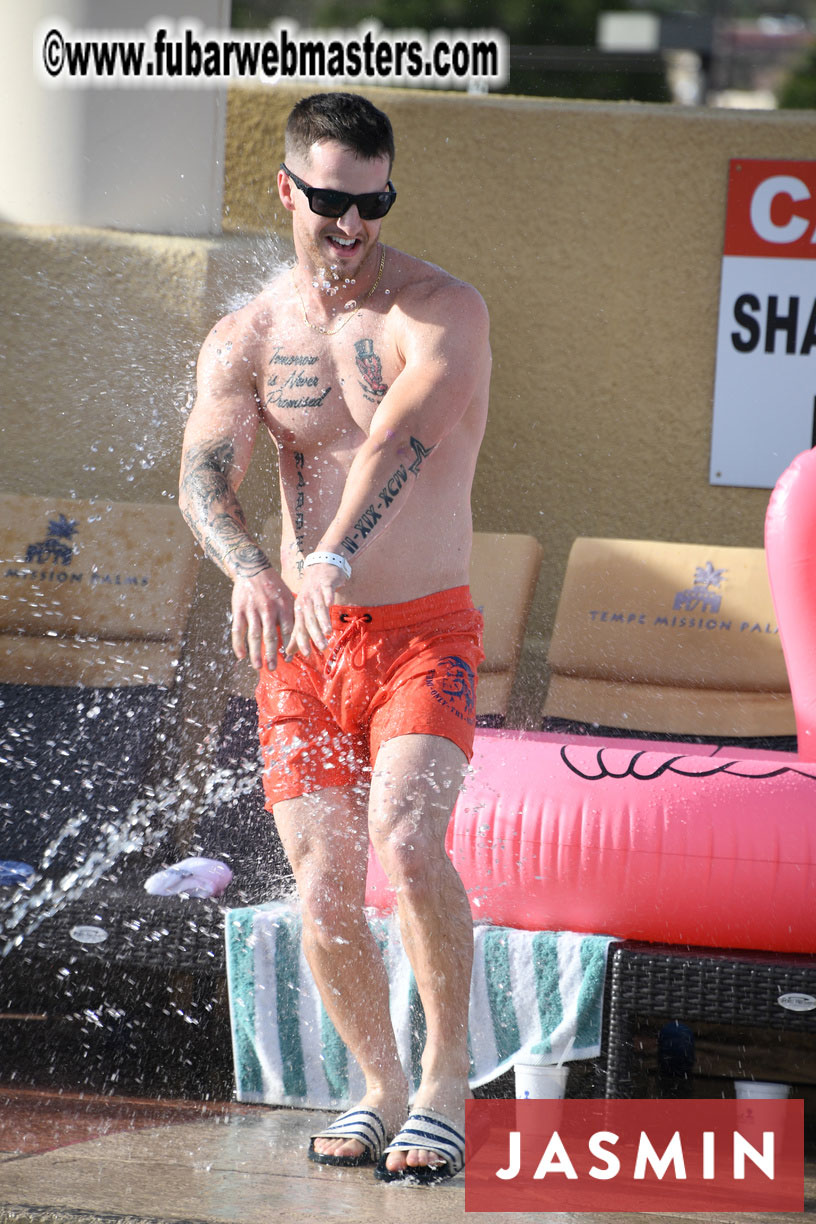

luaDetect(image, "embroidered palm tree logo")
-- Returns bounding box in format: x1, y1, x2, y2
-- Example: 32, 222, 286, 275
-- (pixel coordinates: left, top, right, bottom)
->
673, 561, 727, 614
25, 514, 79, 566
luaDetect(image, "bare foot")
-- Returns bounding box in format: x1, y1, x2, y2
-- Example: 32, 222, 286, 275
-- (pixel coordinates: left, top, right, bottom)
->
384, 1073, 472, 1173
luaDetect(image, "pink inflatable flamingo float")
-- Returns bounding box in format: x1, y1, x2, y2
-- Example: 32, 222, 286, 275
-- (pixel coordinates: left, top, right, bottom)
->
366, 448, 816, 953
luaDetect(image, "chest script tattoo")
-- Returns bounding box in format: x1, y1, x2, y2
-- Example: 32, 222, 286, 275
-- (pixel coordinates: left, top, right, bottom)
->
265, 348, 331, 411
339, 435, 435, 558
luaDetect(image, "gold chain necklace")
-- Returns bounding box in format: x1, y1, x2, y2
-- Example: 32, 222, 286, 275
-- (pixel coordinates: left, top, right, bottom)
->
292, 245, 385, 336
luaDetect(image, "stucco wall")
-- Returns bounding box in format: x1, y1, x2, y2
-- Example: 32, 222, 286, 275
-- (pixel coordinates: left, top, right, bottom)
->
3, 88, 816, 725
0, 223, 280, 507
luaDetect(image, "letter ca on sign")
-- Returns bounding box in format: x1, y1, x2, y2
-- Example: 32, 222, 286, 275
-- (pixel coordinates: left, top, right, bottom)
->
724, 159, 816, 260
751, 174, 816, 246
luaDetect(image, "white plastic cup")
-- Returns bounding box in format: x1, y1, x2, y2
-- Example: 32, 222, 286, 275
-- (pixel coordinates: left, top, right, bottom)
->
734, 1080, 790, 1146
734, 1080, 790, 1099
514, 1062, 569, 1100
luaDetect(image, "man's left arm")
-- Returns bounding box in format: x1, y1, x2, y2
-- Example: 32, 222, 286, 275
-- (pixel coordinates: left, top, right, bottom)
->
287, 281, 489, 655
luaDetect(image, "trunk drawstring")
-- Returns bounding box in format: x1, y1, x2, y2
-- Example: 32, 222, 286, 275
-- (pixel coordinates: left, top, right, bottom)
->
324, 611, 373, 674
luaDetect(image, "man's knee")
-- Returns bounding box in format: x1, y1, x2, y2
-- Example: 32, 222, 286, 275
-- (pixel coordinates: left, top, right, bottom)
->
298, 866, 368, 943
370, 816, 448, 896
273, 786, 369, 932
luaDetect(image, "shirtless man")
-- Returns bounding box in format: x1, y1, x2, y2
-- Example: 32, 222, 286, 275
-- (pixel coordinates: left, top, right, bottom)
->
179, 92, 490, 1183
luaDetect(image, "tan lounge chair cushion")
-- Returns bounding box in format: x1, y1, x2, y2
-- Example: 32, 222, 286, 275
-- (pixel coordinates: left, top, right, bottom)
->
544, 537, 794, 737
0, 494, 199, 686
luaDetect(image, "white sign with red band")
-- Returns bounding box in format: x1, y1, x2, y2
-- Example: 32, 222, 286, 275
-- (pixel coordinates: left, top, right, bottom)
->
710, 159, 816, 489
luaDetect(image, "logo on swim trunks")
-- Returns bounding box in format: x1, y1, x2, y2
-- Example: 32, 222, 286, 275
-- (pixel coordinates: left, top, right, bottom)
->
425, 655, 476, 722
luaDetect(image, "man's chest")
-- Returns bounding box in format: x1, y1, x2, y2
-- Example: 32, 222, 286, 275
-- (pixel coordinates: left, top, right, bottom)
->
258, 325, 403, 446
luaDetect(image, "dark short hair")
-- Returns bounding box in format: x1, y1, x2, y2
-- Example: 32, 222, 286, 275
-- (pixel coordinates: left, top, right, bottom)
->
285, 93, 395, 170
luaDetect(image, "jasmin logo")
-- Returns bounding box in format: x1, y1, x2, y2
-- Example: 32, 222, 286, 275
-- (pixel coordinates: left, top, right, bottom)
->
673, 562, 727, 615
465, 1099, 804, 1213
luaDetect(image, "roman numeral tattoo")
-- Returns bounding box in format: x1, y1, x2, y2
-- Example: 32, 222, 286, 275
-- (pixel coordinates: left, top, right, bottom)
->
354, 504, 383, 538
379, 464, 407, 507
339, 436, 436, 559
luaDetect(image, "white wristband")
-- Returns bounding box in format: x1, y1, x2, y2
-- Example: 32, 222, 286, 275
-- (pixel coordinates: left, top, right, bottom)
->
304, 551, 352, 581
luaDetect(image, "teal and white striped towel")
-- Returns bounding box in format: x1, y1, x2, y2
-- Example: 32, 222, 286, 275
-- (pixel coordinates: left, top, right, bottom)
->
225, 901, 618, 1108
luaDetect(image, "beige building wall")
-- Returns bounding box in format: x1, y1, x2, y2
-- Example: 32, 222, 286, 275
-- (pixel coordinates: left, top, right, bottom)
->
3, 87, 816, 725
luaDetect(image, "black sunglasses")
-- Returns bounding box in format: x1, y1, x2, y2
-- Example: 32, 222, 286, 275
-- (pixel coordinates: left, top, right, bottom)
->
280, 163, 396, 221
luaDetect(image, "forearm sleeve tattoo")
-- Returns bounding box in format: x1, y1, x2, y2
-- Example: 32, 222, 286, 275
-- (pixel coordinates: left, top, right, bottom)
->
180, 438, 270, 577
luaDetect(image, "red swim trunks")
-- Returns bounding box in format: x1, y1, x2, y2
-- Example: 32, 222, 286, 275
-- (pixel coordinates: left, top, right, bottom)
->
255, 585, 484, 808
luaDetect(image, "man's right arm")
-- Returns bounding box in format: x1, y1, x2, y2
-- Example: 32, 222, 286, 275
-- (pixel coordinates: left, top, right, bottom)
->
179, 433, 268, 577
179, 313, 294, 669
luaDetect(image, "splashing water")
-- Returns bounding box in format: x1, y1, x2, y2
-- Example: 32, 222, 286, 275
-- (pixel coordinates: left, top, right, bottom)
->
0, 222, 315, 1099
2, 683, 274, 939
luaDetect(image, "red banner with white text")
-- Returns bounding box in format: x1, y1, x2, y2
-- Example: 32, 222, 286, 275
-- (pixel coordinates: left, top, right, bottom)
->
465, 1098, 804, 1213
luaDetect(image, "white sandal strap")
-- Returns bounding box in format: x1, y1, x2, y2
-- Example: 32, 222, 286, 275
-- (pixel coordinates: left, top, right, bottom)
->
382, 1109, 466, 1173
311, 1107, 387, 1159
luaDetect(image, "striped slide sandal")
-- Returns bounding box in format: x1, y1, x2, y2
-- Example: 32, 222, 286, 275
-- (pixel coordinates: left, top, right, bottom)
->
373, 1108, 466, 1184
308, 1106, 388, 1167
